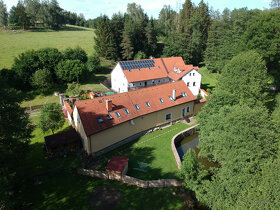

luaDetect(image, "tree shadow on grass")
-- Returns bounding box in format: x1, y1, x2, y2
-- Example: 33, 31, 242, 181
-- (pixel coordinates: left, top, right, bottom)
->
29, 25, 91, 32
100, 143, 179, 180
201, 83, 215, 92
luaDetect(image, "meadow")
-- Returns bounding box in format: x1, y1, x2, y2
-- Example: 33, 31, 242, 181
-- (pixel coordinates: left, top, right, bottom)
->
0, 25, 95, 69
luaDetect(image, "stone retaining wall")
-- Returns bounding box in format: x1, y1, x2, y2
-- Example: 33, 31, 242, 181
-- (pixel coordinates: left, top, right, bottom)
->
171, 124, 199, 169
77, 168, 183, 188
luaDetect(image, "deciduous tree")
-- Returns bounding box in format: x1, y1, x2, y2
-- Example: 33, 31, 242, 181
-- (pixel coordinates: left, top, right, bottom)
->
39, 103, 64, 134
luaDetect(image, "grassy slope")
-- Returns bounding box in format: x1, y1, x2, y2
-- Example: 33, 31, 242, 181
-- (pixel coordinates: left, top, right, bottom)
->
199, 67, 220, 91
0, 25, 95, 69
19, 115, 185, 209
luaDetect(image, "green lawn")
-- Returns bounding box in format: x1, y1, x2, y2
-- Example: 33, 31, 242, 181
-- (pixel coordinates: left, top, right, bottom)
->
199, 67, 220, 92
21, 73, 111, 107
99, 122, 194, 180
18, 114, 186, 209
0, 25, 95, 69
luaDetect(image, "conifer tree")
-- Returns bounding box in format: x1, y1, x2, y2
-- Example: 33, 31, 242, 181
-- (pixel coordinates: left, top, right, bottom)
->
0, 0, 8, 28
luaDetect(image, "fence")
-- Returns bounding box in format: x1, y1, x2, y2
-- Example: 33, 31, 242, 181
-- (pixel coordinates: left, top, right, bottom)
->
24, 103, 57, 113
77, 168, 183, 188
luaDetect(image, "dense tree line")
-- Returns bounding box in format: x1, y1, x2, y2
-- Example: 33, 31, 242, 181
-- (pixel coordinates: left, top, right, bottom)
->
0, 0, 88, 29
3, 47, 99, 92
94, 3, 158, 61
180, 51, 280, 209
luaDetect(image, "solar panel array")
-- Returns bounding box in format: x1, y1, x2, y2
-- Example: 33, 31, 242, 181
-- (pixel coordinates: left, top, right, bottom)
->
119, 60, 155, 70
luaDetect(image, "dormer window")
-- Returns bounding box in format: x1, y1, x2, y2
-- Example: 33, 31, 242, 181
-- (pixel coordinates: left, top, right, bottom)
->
115, 111, 121, 118
159, 98, 164, 104
97, 117, 104, 123
134, 104, 140, 110
145, 102, 151, 107
124, 108, 130, 115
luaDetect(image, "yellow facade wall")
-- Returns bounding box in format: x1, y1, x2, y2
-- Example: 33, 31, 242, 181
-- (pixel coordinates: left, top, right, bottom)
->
87, 101, 194, 154
193, 101, 206, 115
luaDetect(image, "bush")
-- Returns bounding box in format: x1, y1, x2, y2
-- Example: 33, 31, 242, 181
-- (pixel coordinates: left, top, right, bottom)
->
63, 47, 88, 63
55, 59, 87, 83
31, 69, 53, 89
65, 82, 81, 96
134, 51, 147, 60
87, 53, 100, 73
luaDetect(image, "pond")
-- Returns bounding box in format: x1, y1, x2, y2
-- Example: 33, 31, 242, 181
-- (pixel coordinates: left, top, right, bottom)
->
176, 133, 199, 161
175, 132, 218, 170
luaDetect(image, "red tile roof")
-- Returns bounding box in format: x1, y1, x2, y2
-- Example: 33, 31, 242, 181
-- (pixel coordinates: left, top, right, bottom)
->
105, 156, 129, 173
64, 103, 73, 116
122, 58, 168, 83
118, 57, 199, 83
75, 81, 196, 136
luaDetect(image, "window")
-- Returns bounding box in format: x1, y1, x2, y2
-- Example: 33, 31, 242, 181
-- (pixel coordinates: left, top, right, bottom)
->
97, 117, 104, 123
106, 114, 113, 120
168, 96, 174, 101
115, 111, 121, 118
124, 108, 130, 115
187, 106, 190, 112
190, 73, 191, 76
193, 82, 196, 86
134, 104, 140, 110
181, 92, 187, 97
139, 68, 141, 71
145, 102, 151, 107
182, 108, 186, 117
187, 82, 190, 86
165, 113, 172, 121
140, 83, 142, 86
159, 98, 164, 104
130, 119, 135, 125
193, 73, 195, 76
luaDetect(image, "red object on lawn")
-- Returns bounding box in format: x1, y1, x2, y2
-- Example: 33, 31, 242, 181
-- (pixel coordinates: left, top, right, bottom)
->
105, 156, 129, 173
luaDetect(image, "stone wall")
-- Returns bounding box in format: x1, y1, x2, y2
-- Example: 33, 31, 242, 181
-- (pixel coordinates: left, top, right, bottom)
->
171, 125, 199, 169
77, 168, 183, 188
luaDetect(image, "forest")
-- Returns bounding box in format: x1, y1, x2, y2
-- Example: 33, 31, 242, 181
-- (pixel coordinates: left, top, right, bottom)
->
0, 0, 280, 209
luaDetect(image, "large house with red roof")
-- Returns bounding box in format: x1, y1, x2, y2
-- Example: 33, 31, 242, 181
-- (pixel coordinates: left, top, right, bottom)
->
73, 80, 202, 155
111, 57, 201, 96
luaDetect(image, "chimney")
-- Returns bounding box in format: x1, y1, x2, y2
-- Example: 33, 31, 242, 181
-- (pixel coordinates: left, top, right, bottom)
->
59, 94, 64, 106
106, 99, 112, 112
173, 89, 176, 101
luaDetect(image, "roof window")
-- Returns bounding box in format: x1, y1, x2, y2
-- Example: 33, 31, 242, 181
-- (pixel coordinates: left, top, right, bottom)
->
106, 114, 113, 120
97, 117, 104, 123
124, 108, 130, 115
134, 104, 140, 110
159, 98, 164, 104
169, 96, 173, 101
145, 102, 151, 107
181, 92, 187, 97
115, 111, 121, 118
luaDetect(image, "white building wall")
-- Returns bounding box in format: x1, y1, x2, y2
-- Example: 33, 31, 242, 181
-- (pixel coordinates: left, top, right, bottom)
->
182, 69, 201, 96
67, 111, 73, 125
111, 63, 129, 93
73, 106, 90, 153
128, 77, 170, 89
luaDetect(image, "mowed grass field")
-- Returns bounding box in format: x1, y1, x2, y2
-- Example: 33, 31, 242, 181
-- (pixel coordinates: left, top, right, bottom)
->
0, 25, 95, 69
